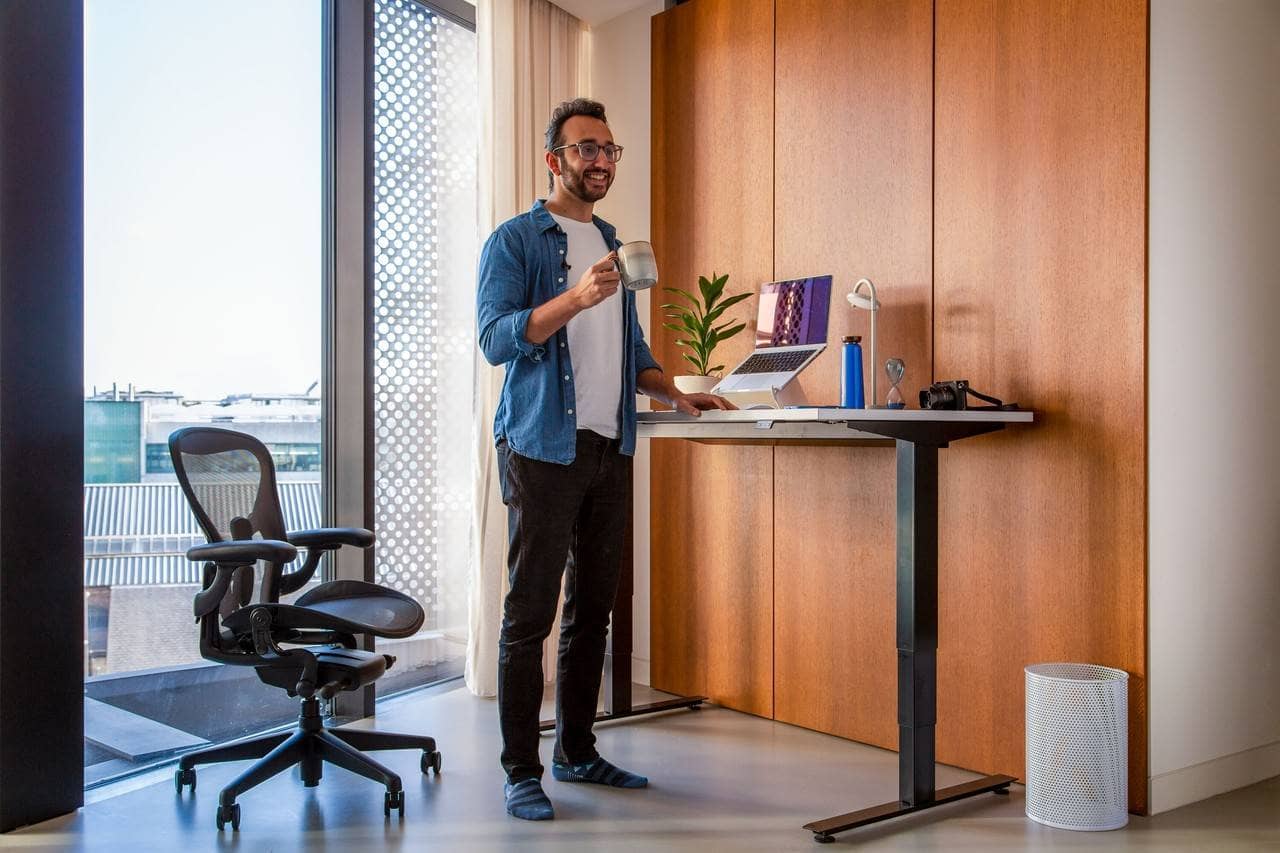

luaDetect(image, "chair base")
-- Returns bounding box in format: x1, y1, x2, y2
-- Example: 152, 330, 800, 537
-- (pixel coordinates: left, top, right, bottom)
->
175, 697, 440, 830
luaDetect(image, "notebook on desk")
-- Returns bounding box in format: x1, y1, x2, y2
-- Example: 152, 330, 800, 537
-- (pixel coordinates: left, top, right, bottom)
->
712, 274, 832, 409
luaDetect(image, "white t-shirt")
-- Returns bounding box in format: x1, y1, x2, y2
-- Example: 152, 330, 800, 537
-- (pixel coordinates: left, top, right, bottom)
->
551, 212, 622, 440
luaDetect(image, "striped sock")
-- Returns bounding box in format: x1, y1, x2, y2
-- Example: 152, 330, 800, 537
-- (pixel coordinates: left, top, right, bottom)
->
504, 778, 554, 821
551, 757, 648, 789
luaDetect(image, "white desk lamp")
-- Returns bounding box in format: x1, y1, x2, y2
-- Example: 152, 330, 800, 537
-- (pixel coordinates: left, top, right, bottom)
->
846, 278, 879, 407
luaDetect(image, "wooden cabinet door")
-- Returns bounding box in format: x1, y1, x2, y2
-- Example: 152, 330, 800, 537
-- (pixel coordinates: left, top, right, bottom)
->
772, 0, 935, 748
934, 0, 1148, 811
650, 0, 775, 717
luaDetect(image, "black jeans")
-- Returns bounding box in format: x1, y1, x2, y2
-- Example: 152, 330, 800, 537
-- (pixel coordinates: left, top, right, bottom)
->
496, 431, 631, 782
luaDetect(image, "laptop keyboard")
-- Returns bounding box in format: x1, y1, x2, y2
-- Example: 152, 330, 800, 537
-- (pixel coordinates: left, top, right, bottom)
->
731, 350, 812, 375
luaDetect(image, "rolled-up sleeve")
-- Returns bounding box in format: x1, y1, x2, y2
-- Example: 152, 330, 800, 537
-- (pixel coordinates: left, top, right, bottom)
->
477, 228, 546, 365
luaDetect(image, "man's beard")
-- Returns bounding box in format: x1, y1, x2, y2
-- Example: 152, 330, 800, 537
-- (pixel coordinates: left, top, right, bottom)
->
560, 160, 612, 202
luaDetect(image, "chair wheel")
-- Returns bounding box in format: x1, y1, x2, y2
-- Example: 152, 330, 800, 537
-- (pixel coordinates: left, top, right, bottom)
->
216, 802, 241, 831
384, 789, 405, 817
174, 768, 196, 794
421, 750, 442, 775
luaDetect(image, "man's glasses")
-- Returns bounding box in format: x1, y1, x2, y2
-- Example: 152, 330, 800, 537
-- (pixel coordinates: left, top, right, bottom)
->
551, 141, 624, 163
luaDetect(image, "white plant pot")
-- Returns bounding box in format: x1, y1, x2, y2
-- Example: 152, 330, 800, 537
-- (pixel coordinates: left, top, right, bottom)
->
673, 374, 719, 395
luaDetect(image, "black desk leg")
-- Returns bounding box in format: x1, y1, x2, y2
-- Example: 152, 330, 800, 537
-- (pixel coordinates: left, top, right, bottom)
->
898, 438, 939, 805
804, 439, 1014, 843
541, 463, 705, 732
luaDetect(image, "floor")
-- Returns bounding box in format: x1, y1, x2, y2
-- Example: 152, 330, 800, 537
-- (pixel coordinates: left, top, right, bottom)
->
4, 682, 1277, 852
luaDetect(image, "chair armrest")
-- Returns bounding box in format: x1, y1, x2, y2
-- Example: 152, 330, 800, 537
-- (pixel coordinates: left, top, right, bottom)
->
187, 539, 298, 565
287, 528, 374, 550
274, 529, 370, 598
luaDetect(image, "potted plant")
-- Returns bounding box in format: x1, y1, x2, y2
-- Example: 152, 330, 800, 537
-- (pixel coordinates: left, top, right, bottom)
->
661, 272, 751, 394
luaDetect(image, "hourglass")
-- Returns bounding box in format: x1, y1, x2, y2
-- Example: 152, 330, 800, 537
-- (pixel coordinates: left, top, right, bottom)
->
885, 358, 906, 409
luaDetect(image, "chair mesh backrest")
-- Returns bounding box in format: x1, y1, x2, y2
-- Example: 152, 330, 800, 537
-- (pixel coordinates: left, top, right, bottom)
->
170, 429, 286, 543
169, 428, 289, 610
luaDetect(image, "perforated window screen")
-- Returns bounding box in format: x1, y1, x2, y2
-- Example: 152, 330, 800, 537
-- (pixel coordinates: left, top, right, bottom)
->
372, 0, 476, 669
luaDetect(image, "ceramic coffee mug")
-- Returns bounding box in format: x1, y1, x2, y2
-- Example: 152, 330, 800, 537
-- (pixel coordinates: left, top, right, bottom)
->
615, 241, 658, 291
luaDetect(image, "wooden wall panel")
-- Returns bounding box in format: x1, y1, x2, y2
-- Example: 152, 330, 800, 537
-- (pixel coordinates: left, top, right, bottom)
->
773, 445, 899, 746
649, 0, 775, 717
774, 0, 935, 408
934, 0, 1148, 811
649, 442, 774, 714
772, 0, 934, 746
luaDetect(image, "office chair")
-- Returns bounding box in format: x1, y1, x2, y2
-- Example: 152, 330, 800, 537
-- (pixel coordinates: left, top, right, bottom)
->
167, 427, 441, 831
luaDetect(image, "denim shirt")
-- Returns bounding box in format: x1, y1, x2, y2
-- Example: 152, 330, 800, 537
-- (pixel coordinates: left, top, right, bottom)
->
477, 200, 662, 465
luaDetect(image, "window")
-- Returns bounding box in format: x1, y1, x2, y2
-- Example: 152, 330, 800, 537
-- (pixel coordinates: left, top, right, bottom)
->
83, 0, 324, 787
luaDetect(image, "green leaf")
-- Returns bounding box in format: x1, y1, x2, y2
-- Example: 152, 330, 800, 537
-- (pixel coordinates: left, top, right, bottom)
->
702, 304, 731, 326
681, 352, 707, 375
703, 293, 750, 326
698, 275, 715, 311
710, 294, 751, 317
716, 322, 746, 341
708, 365, 724, 374
706, 273, 726, 307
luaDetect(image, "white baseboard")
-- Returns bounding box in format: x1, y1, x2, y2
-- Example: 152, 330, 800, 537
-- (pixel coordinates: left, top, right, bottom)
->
1149, 739, 1280, 814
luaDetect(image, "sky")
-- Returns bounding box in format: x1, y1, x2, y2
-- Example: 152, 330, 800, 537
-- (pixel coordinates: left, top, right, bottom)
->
83, 0, 323, 400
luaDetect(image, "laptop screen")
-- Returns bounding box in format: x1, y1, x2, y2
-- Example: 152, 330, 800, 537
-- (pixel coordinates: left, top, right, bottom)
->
754, 275, 832, 348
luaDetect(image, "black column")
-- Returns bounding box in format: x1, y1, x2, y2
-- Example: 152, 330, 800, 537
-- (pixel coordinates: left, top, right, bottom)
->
0, 0, 85, 832
896, 439, 938, 806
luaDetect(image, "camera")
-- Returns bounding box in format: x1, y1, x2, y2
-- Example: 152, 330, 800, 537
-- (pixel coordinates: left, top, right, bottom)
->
919, 379, 1016, 411
920, 380, 972, 410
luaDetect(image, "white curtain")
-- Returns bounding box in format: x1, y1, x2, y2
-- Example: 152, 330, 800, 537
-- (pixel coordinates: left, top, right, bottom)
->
466, 0, 591, 697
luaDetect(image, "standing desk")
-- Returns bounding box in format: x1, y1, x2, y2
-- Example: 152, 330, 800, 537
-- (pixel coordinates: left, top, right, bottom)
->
636, 407, 1034, 843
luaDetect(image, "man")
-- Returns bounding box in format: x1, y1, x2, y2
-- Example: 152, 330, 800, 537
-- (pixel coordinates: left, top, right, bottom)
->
476, 98, 733, 821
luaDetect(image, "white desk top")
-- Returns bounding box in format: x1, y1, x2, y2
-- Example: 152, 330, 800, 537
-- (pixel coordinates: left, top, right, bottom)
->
639, 408, 1033, 424
637, 408, 1034, 441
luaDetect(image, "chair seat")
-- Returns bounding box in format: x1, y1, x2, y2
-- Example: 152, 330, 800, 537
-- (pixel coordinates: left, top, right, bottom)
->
296, 580, 424, 637
223, 580, 424, 639
313, 646, 388, 689
254, 645, 389, 693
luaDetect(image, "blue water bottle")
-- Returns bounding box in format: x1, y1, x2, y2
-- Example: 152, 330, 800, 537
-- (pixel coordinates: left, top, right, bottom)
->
841, 335, 865, 408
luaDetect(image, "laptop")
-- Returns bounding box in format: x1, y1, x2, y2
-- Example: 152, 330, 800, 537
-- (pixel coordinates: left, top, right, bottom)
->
712, 274, 831, 408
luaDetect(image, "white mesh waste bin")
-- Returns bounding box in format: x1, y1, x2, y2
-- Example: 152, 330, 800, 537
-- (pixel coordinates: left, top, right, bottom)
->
1025, 663, 1129, 831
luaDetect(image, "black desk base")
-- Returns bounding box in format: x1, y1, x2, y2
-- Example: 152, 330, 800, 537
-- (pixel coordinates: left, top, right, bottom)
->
805, 774, 1016, 843
538, 694, 706, 732
802, 422, 1014, 842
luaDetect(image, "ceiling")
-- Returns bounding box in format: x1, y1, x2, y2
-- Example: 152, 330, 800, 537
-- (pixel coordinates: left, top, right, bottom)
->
552, 0, 657, 27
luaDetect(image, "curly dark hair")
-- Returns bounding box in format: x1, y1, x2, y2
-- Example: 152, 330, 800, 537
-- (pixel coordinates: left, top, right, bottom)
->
545, 98, 609, 151
545, 98, 609, 191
